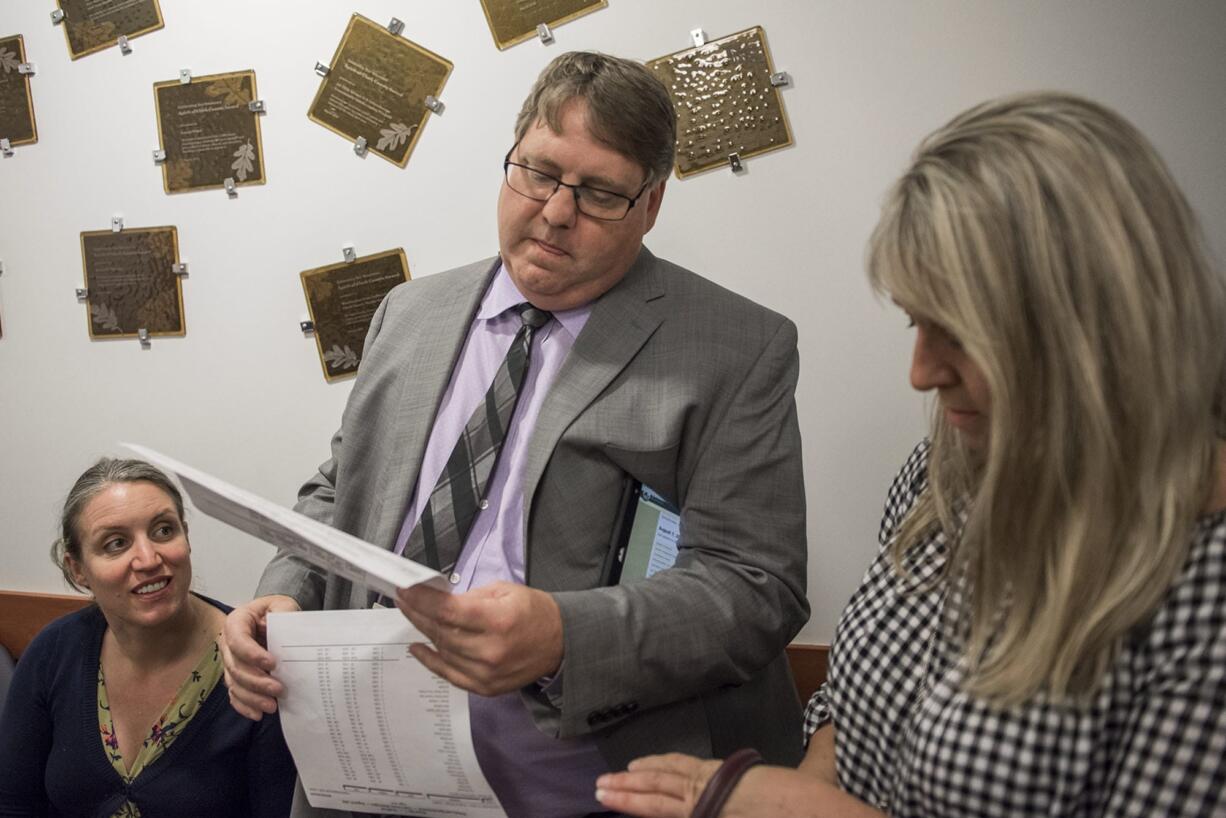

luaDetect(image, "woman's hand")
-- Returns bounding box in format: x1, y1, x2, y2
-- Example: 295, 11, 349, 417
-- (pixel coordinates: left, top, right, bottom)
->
595, 753, 722, 818
596, 749, 886, 818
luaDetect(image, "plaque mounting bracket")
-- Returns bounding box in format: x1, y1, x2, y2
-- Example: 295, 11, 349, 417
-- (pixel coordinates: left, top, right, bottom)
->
18, 62, 36, 75
354, 136, 368, 157
152, 149, 166, 163
300, 318, 315, 334
138, 328, 151, 348
770, 71, 791, 87
50, 9, 64, 24
111, 215, 124, 232
76, 288, 89, 300
171, 262, 188, 276
536, 23, 554, 44
728, 153, 743, 173
179, 68, 192, 84
248, 99, 266, 113
118, 35, 131, 55
690, 28, 707, 47
0, 139, 12, 159
387, 18, 405, 36
424, 95, 444, 115
224, 177, 237, 198
342, 244, 357, 263
315, 62, 331, 77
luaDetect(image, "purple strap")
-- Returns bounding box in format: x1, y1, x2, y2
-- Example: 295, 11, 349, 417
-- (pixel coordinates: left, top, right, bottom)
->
690, 748, 764, 818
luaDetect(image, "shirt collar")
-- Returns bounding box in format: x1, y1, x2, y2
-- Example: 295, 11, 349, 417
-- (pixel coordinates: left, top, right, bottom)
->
478, 262, 592, 340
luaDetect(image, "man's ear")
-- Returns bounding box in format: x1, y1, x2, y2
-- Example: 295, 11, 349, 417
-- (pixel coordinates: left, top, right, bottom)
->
642, 179, 667, 234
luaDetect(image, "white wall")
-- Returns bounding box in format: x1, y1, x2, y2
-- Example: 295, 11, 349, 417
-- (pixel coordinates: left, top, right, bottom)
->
2, 0, 1224, 644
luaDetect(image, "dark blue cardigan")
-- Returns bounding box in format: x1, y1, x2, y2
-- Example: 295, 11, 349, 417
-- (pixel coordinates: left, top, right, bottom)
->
0, 596, 295, 817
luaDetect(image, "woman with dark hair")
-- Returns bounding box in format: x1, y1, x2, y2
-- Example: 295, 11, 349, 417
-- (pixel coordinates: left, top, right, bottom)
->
595, 92, 1226, 817
0, 458, 296, 817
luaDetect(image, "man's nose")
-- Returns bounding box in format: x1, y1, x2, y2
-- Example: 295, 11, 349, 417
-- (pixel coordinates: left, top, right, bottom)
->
541, 184, 578, 226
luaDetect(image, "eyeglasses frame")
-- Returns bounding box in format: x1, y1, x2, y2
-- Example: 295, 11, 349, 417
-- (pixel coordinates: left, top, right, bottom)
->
502, 146, 652, 222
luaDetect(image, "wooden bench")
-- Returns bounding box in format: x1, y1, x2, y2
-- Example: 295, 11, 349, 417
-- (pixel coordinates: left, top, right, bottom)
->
0, 590, 827, 701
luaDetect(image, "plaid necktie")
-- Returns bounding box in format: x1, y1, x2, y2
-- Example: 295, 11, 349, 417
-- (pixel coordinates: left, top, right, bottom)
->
408, 303, 553, 574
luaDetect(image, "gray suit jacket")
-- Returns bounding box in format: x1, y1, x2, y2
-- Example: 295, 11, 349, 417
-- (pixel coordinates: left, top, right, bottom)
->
258, 246, 809, 777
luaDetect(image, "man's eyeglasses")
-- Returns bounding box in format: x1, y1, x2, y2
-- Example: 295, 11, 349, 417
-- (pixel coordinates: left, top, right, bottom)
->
503, 149, 650, 222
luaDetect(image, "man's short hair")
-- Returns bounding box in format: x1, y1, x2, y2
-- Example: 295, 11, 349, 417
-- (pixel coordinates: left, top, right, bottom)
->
514, 51, 677, 183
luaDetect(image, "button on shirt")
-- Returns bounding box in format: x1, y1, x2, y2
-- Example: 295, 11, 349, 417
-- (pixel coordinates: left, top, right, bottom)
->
393, 264, 609, 818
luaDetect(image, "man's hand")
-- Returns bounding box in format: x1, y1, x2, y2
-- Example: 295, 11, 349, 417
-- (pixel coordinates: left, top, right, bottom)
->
395, 581, 563, 696
219, 594, 302, 720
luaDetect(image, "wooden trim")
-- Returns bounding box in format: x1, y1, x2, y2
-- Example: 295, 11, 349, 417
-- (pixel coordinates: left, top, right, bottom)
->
786, 643, 829, 704
0, 590, 91, 659
1, 591, 833, 704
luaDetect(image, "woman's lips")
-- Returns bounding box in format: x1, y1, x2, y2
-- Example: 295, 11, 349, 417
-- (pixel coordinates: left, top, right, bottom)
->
944, 406, 981, 429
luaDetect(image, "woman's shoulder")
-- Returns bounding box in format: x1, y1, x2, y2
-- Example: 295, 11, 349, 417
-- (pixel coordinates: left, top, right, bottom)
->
191, 592, 234, 616
20, 602, 102, 667
1133, 511, 1226, 662
878, 439, 931, 547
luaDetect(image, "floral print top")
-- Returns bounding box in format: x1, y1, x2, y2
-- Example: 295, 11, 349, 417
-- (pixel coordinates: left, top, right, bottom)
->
96, 640, 223, 818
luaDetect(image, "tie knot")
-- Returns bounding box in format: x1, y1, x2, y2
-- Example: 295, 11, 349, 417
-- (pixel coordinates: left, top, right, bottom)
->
518, 304, 552, 329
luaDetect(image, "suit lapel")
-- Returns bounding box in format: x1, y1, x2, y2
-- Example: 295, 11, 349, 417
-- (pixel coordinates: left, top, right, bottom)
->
370, 258, 499, 553
522, 247, 666, 533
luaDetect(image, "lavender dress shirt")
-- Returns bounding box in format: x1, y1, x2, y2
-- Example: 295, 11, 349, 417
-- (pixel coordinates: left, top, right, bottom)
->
392, 265, 610, 818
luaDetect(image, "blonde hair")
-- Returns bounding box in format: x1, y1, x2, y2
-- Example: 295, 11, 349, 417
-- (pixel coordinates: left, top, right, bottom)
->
868, 92, 1226, 704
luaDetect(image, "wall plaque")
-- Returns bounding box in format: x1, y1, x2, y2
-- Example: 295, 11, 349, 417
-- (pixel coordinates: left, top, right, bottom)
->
307, 14, 451, 168
301, 248, 409, 381
0, 35, 37, 148
479, 0, 606, 50
647, 26, 793, 178
80, 226, 184, 339
56, 0, 164, 60
154, 70, 266, 194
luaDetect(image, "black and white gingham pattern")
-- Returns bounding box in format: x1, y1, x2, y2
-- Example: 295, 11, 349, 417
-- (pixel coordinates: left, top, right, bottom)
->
804, 440, 1226, 817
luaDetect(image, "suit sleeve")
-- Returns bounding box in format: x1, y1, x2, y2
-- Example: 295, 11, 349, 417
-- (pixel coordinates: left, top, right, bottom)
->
253, 292, 393, 610
538, 316, 809, 738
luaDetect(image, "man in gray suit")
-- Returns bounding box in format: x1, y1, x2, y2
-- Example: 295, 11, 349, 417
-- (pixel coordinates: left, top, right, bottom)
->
222, 51, 807, 818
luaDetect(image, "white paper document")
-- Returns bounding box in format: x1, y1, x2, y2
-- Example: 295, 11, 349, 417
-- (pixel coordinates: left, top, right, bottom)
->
122, 443, 448, 598
268, 608, 506, 817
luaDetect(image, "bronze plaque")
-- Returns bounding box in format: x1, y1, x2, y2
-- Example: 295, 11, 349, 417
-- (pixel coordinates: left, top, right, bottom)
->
0, 35, 37, 147
80, 226, 184, 339
154, 70, 266, 194
479, 0, 606, 50
307, 14, 451, 168
301, 249, 410, 382
647, 26, 793, 178
56, 0, 164, 60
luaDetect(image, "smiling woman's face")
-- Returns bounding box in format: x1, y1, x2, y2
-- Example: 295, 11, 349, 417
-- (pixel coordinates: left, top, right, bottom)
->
903, 308, 992, 450
67, 481, 193, 633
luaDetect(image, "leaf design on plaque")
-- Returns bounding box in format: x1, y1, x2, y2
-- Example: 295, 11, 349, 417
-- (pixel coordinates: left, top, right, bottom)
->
376, 122, 416, 152
231, 140, 256, 181
323, 344, 360, 371
91, 303, 121, 332
0, 48, 19, 74
205, 77, 251, 107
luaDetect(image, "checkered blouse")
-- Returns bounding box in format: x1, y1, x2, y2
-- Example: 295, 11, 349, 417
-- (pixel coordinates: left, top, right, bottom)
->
804, 441, 1226, 817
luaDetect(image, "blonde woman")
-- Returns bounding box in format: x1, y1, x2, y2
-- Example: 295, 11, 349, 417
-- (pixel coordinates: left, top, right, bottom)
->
595, 92, 1226, 817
